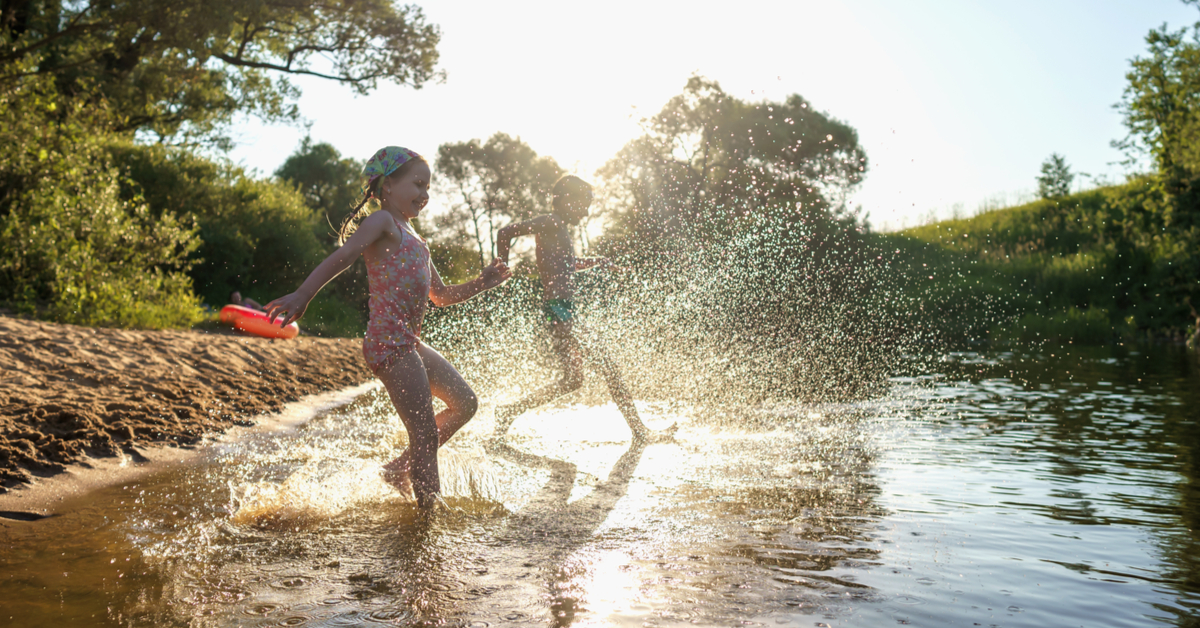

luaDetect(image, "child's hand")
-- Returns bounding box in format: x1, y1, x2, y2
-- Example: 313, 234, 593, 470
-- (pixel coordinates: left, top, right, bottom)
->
481, 258, 512, 289
597, 258, 631, 273
264, 292, 310, 327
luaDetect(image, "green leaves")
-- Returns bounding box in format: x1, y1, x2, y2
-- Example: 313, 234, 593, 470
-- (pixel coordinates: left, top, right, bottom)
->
1037, 153, 1074, 200
597, 76, 867, 242
2, 0, 442, 145
0, 118, 205, 328
435, 134, 563, 267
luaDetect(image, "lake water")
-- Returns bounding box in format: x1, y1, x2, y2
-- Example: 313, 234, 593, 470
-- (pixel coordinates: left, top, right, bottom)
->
2, 344, 1198, 627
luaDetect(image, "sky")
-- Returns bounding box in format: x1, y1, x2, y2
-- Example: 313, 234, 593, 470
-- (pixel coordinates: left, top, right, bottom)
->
228, 0, 1199, 231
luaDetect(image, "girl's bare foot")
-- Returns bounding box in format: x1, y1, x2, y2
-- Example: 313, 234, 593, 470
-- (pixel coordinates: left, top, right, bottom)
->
381, 459, 414, 500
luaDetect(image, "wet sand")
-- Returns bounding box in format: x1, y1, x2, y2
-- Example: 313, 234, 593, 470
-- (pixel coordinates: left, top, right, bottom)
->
0, 315, 372, 494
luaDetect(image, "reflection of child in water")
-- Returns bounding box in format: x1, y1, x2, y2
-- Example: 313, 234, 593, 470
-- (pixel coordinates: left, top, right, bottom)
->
229, 291, 263, 311
492, 175, 674, 445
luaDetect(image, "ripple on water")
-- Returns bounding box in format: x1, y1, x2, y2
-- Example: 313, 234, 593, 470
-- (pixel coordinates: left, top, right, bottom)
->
270, 576, 313, 589
365, 607, 416, 623
4, 346, 1198, 628
244, 602, 283, 616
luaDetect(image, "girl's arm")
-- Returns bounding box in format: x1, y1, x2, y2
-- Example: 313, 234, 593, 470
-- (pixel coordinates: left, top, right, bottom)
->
428, 257, 512, 307
265, 212, 389, 326
495, 216, 555, 263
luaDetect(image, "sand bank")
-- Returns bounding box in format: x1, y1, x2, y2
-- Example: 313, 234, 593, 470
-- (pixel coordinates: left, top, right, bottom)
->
0, 315, 373, 493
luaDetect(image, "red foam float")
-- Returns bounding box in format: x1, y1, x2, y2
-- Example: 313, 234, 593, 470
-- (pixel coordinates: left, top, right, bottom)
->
218, 304, 299, 339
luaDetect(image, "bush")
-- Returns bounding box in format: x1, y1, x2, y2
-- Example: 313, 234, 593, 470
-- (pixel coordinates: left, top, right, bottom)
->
0, 84, 204, 328
992, 307, 1122, 344
109, 144, 341, 310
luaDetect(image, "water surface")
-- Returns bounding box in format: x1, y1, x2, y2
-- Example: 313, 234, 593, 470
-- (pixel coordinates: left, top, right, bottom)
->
2, 344, 1198, 626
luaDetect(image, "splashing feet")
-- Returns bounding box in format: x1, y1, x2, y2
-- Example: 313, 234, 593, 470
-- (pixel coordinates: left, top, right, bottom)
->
381, 458, 414, 500
633, 421, 678, 445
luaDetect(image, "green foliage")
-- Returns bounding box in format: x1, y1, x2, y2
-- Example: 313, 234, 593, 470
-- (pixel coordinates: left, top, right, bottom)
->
993, 307, 1125, 345
299, 293, 367, 338
0, 1, 443, 332
434, 133, 563, 268
597, 75, 867, 242
107, 144, 325, 304
273, 138, 370, 331
275, 138, 363, 234
895, 177, 1200, 345
428, 239, 484, 285
1037, 153, 1074, 200
0, 76, 204, 328
1, 0, 443, 145
1112, 17, 1200, 310
1115, 24, 1200, 207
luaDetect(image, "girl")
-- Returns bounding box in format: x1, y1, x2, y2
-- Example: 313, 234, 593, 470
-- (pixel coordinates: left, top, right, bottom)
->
266, 146, 511, 509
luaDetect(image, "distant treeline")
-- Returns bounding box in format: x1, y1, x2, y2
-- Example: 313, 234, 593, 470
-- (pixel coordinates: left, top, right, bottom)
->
3, 0, 1198, 359
879, 8, 1200, 347
879, 178, 1198, 346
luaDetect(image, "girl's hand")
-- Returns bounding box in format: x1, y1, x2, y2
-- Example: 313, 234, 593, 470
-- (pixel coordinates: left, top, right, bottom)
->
264, 292, 311, 327
480, 258, 512, 289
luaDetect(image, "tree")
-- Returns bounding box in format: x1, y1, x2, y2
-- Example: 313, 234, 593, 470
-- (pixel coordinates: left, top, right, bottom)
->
1113, 21, 1200, 227
434, 133, 562, 268
1037, 153, 1074, 199
1107, 2, 1200, 330
275, 137, 362, 242
596, 76, 867, 242
0, 0, 443, 145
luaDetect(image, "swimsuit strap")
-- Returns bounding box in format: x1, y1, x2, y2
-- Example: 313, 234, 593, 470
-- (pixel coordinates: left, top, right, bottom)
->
387, 213, 406, 246
388, 213, 425, 244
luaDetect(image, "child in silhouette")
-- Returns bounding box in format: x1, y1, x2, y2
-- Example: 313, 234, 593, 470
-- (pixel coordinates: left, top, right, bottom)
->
229, 290, 263, 311
266, 146, 511, 509
492, 175, 671, 444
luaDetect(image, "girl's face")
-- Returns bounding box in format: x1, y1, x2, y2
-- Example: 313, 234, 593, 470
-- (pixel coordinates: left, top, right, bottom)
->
383, 161, 432, 220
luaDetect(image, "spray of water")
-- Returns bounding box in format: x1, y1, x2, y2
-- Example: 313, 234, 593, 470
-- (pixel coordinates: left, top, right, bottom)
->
425, 212, 933, 418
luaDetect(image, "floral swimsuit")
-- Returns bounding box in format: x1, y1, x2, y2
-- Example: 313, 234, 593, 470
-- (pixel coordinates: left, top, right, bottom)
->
362, 217, 431, 374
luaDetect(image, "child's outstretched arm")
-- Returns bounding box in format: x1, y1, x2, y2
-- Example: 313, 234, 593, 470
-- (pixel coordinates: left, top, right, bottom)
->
264, 212, 390, 326
495, 216, 556, 264
575, 257, 612, 271
429, 258, 512, 307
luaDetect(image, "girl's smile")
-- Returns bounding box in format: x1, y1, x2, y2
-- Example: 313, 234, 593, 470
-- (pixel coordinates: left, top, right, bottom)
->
385, 161, 432, 220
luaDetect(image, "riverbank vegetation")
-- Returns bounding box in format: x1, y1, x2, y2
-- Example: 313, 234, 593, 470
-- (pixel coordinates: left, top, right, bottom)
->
2, 0, 1198, 355
880, 7, 1200, 346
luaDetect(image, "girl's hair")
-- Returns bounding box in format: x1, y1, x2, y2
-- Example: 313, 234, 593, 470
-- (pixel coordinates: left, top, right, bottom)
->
337, 154, 429, 245
551, 174, 593, 215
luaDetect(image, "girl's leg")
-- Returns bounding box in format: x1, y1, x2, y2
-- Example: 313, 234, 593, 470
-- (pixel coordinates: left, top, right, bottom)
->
419, 342, 480, 441
383, 343, 480, 494
375, 348, 441, 507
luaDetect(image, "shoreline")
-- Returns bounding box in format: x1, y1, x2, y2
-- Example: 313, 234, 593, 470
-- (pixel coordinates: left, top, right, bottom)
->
0, 381, 378, 517
0, 315, 374, 495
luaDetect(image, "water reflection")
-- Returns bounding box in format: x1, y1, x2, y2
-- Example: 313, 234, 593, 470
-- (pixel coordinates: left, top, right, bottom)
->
4, 345, 1200, 626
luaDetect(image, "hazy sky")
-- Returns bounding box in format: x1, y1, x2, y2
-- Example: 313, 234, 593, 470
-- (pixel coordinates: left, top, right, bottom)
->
228, 0, 1197, 230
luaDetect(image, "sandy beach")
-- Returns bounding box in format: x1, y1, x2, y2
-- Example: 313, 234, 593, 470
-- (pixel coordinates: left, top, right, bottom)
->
0, 315, 372, 493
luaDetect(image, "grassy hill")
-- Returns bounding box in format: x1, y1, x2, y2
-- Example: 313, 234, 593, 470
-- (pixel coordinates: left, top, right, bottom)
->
876, 179, 1198, 345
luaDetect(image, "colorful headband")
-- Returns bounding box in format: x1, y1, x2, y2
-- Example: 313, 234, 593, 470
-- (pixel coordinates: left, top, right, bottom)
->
362, 146, 421, 195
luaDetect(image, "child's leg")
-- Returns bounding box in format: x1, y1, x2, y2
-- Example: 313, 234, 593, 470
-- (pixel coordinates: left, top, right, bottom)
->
374, 348, 441, 507
576, 325, 651, 441
493, 322, 584, 437
383, 343, 479, 488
